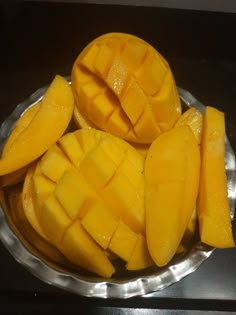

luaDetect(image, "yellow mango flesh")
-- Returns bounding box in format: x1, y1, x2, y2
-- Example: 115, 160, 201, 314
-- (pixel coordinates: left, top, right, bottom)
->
177, 207, 197, 253
0, 166, 28, 187
81, 201, 118, 249
22, 164, 49, 241
0, 75, 74, 175
126, 234, 153, 270
108, 221, 138, 262
72, 33, 181, 143
145, 126, 200, 266
197, 106, 235, 248
7, 186, 68, 265
2, 102, 40, 157
31, 164, 56, 219
61, 220, 115, 278
28, 128, 145, 277
175, 107, 203, 144
73, 102, 150, 157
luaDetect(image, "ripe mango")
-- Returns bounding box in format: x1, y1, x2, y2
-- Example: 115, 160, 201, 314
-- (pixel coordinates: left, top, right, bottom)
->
7, 186, 68, 265
2, 102, 40, 157
25, 128, 152, 277
197, 106, 235, 248
0, 75, 74, 175
72, 33, 181, 144
0, 166, 28, 187
22, 163, 49, 241
175, 107, 203, 144
145, 126, 200, 267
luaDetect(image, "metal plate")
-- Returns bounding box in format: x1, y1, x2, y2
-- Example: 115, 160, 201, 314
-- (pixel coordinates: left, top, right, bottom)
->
0, 82, 235, 298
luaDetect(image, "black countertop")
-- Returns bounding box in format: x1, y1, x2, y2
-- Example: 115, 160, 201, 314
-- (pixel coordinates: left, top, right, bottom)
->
1, 2, 236, 313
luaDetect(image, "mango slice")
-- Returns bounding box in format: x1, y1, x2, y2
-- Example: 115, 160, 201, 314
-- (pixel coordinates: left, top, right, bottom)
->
0, 166, 28, 187
2, 102, 40, 157
175, 107, 203, 144
72, 33, 181, 143
145, 126, 200, 266
0, 75, 74, 175
197, 106, 235, 248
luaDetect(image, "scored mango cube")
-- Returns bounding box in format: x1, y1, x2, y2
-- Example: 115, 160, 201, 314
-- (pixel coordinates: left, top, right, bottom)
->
81, 201, 118, 249
58, 132, 84, 166
94, 44, 114, 78
39, 195, 71, 247
126, 234, 153, 271
79, 144, 118, 190
109, 220, 138, 262
32, 168, 55, 217
55, 169, 97, 220
101, 171, 145, 234
40, 145, 72, 182
61, 220, 115, 278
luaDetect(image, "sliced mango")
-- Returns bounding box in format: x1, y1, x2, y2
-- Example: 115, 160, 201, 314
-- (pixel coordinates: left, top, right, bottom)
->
0, 166, 28, 187
61, 220, 115, 278
126, 234, 153, 270
0, 75, 74, 175
145, 126, 200, 266
72, 32, 181, 143
22, 164, 49, 240
2, 102, 40, 157
197, 106, 235, 248
7, 186, 67, 265
175, 107, 203, 144
31, 163, 56, 219
24, 128, 145, 277
81, 200, 118, 249
108, 221, 138, 262
40, 194, 71, 247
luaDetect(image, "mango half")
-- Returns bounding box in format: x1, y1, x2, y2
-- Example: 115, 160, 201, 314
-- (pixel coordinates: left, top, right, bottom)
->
24, 128, 153, 277
71, 33, 181, 144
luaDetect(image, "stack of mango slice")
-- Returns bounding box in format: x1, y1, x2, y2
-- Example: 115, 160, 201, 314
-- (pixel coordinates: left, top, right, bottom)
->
0, 33, 234, 278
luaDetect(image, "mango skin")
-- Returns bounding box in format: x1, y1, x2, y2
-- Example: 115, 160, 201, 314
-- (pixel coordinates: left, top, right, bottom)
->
0, 75, 74, 175
197, 106, 235, 248
72, 32, 181, 144
145, 125, 200, 267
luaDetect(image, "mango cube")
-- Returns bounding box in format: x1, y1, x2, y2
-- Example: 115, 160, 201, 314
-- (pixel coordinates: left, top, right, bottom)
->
109, 221, 138, 262
40, 145, 72, 182
61, 220, 115, 278
81, 201, 118, 249
126, 234, 153, 270
40, 195, 71, 247
55, 169, 96, 219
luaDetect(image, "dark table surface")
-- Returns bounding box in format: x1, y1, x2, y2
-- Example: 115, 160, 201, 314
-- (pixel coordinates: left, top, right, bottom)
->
1, 1, 236, 314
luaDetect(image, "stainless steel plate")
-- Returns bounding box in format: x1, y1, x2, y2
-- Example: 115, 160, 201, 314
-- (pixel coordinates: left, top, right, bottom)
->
0, 82, 235, 298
